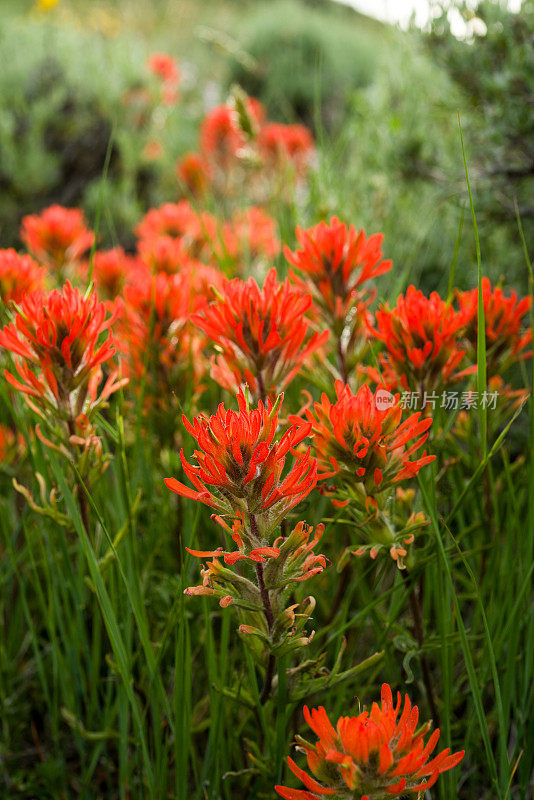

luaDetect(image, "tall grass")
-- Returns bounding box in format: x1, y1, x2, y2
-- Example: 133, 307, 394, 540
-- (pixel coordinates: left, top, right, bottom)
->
0, 8, 533, 800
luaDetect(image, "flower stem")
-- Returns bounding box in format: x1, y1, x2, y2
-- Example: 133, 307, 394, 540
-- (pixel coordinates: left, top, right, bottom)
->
336, 337, 348, 385
67, 416, 89, 534
257, 371, 267, 405
250, 512, 276, 704
401, 570, 439, 724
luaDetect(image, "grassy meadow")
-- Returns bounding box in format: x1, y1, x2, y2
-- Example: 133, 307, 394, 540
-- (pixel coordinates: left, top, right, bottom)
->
0, 1, 533, 799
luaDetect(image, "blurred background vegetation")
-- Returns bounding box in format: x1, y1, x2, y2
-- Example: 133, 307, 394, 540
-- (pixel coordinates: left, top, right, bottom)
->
0, 0, 532, 292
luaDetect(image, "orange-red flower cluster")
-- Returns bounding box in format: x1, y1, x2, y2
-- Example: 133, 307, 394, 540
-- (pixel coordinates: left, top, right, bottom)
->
0, 281, 125, 418
137, 235, 190, 275
135, 200, 202, 244
457, 277, 532, 375
219, 206, 280, 266
179, 95, 315, 201
192, 269, 329, 399
119, 264, 221, 410
135, 200, 279, 272
79, 247, 139, 299
176, 151, 212, 197
146, 52, 180, 105
200, 98, 264, 167
286, 217, 392, 323
258, 122, 314, 176
370, 286, 470, 396
20, 205, 94, 271
0, 249, 47, 304
164, 389, 317, 534
297, 381, 434, 499
275, 684, 464, 799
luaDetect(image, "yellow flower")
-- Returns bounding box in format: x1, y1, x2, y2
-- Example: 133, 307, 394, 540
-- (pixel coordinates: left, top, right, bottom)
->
36, 0, 60, 11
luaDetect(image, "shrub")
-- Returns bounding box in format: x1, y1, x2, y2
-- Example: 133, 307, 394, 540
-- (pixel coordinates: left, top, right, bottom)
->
0, 16, 191, 250
227, 0, 380, 131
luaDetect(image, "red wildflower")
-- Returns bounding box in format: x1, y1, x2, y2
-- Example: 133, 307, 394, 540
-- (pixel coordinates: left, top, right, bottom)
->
146, 52, 180, 104
191, 269, 329, 400
164, 389, 317, 532
457, 277, 532, 375
20, 205, 94, 270
0, 281, 125, 418
285, 217, 392, 323
135, 200, 203, 243
258, 122, 315, 175
229, 206, 280, 262
79, 248, 137, 299
275, 684, 464, 799
371, 286, 470, 397
295, 381, 434, 497
200, 99, 263, 168
200, 104, 246, 165
121, 266, 218, 391
176, 151, 211, 196
0, 249, 46, 304
147, 52, 180, 86
137, 235, 190, 275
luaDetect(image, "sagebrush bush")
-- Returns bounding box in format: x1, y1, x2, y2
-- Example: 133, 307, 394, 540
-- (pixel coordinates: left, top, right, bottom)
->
227, 0, 380, 131
0, 16, 194, 250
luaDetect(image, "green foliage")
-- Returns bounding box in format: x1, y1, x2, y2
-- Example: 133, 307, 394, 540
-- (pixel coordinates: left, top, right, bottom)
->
425, 0, 534, 256
227, 0, 380, 131
0, 15, 192, 250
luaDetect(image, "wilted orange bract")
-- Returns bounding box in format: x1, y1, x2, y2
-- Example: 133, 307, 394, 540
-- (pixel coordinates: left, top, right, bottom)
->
0, 249, 47, 304
0, 281, 124, 416
186, 519, 326, 602
275, 684, 464, 799
164, 389, 317, 531
191, 269, 329, 399
20, 205, 94, 270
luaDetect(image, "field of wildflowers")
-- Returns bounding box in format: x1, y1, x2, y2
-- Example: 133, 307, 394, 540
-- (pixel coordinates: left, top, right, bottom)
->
0, 3, 533, 799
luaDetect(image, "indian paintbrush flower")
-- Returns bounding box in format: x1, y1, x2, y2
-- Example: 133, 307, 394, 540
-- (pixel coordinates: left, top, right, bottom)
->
275, 683, 464, 799
191, 268, 329, 400
369, 286, 470, 402
285, 217, 391, 382
20, 205, 94, 274
291, 381, 434, 567
166, 389, 324, 696
286, 217, 391, 324
0, 249, 47, 305
164, 388, 318, 536
456, 277, 532, 376
0, 281, 126, 422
